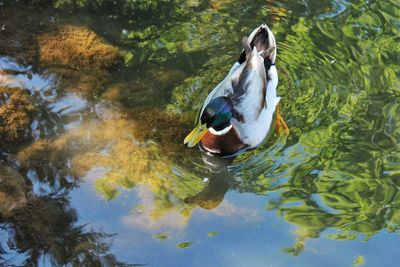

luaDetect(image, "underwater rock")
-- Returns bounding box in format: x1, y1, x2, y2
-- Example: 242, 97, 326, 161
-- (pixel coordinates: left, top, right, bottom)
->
37, 25, 123, 70
0, 86, 35, 142
0, 163, 28, 218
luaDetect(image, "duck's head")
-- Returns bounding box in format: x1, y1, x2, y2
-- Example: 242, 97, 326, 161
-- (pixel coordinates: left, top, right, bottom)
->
184, 97, 233, 147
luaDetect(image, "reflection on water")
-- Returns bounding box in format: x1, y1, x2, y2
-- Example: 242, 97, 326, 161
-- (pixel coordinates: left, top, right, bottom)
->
1, 0, 399, 266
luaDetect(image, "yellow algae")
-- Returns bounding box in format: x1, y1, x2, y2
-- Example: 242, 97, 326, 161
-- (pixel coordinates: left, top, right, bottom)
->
95, 178, 120, 201
71, 153, 106, 178
34, 25, 124, 95
17, 140, 50, 163
1, 10, 123, 96
0, 87, 35, 142
101, 84, 123, 102
37, 25, 122, 70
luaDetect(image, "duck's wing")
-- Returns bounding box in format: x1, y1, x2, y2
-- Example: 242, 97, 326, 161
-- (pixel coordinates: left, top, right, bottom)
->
230, 40, 267, 123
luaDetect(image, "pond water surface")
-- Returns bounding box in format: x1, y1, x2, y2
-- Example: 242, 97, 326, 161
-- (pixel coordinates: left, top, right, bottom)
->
0, 1, 399, 266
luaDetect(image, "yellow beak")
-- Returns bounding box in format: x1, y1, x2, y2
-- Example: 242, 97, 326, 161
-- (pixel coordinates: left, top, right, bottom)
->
183, 123, 208, 147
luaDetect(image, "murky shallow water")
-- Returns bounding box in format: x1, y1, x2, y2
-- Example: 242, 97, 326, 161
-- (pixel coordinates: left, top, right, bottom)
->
1, 1, 399, 266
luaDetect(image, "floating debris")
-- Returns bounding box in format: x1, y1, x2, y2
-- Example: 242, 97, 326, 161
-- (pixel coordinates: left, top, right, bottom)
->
177, 242, 192, 248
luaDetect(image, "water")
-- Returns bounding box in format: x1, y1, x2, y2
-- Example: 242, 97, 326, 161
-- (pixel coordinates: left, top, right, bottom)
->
0, 1, 399, 266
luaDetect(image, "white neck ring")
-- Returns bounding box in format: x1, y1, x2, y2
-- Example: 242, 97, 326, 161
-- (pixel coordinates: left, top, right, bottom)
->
209, 125, 232, 136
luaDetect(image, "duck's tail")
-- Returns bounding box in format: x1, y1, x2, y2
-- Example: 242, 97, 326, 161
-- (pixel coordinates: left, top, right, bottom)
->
238, 24, 277, 66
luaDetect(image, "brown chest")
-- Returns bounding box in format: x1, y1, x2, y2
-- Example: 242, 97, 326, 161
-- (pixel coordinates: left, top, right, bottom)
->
200, 127, 246, 157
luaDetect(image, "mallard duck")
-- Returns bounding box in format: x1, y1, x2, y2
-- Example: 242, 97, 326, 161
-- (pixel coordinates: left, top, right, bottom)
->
184, 24, 287, 157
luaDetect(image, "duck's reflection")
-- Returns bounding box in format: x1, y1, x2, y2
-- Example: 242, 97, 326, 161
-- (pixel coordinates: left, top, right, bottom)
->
184, 152, 234, 210
184, 176, 229, 210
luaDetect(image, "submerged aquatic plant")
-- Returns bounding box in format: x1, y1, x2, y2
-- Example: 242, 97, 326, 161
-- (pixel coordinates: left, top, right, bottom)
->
0, 87, 35, 142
